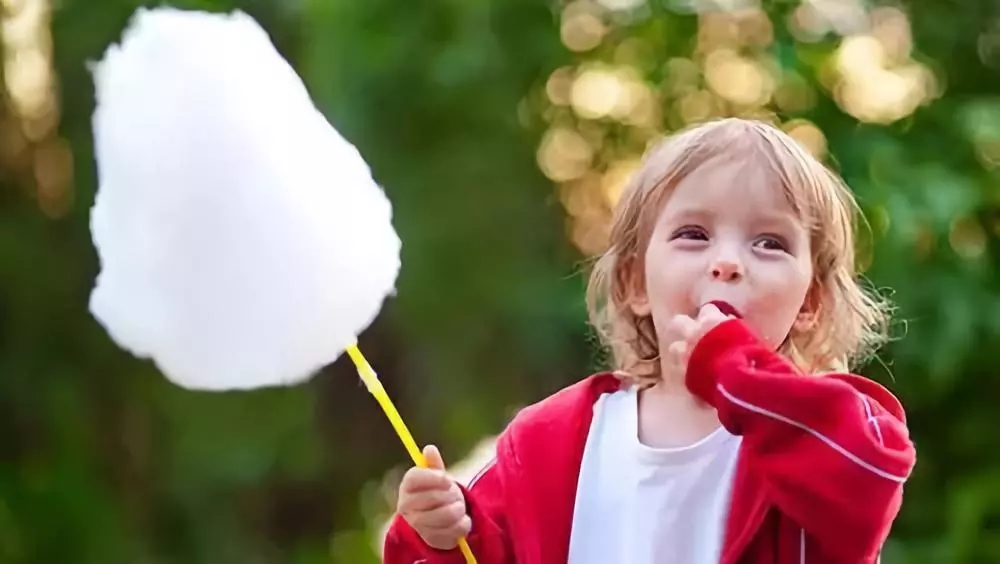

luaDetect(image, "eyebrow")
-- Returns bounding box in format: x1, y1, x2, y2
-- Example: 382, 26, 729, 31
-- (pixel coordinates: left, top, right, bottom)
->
661, 207, 714, 223
663, 207, 803, 231
752, 212, 802, 231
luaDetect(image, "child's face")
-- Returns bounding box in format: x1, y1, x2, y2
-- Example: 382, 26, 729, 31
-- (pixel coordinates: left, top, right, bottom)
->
630, 157, 814, 355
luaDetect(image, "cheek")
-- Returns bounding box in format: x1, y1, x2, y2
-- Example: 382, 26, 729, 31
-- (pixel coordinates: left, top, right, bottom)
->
749, 263, 812, 341
643, 248, 697, 311
752, 304, 802, 349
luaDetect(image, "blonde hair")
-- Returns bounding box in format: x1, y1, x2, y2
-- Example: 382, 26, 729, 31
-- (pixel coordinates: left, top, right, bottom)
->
586, 118, 891, 388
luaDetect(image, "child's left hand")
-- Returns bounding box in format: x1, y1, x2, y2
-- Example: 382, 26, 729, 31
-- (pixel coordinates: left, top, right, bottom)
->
663, 304, 732, 381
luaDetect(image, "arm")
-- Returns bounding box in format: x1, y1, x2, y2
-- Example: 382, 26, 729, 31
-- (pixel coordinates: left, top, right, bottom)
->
382, 457, 514, 564
686, 319, 916, 561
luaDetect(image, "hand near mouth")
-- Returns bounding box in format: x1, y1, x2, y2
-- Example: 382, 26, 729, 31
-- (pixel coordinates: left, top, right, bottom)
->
662, 303, 735, 387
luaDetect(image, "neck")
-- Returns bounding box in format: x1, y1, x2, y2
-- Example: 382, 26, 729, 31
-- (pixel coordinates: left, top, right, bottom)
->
636, 381, 721, 449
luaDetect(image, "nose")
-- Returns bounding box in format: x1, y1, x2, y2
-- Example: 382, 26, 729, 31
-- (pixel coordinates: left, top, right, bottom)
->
710, 259, 743, 282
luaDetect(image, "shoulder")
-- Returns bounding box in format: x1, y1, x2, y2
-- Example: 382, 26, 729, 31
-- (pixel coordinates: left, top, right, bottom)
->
509, 372, 623, 430
494, 372, 623, 455
821, 372, 907, 423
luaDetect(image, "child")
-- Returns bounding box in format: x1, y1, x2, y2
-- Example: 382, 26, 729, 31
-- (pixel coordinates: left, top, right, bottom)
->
382, 118, 916, 563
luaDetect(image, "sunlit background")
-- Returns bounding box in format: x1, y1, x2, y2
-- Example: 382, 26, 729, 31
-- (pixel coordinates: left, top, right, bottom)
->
2, 0, 999, 562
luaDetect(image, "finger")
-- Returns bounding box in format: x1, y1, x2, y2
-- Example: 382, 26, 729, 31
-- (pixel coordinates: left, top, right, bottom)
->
419, 519, 470, 551
413, 500, 467, 529
402, 488, 462, 513
401, 467, 453, 494
457, 514, 472, 536
677, 341, 692, 365
698, 302, 722, 317
420, 531, 460, 551
423, 444, 446, 470
669, 314, 699, 340
428, 516, 472, 547
697, 303, 730, 323
668, 340, 689, 360
695, 304, 730, 338
666, 341, 691, 374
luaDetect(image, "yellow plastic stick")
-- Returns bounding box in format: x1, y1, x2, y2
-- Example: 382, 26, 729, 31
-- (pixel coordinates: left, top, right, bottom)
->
345, 343, 477, 564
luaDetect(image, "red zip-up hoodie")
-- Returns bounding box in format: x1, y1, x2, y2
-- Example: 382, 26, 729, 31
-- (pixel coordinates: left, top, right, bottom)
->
383, 319, 916, 563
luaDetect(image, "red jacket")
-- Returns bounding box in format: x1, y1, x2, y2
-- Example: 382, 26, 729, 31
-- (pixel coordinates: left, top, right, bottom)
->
383, 319, 916, 563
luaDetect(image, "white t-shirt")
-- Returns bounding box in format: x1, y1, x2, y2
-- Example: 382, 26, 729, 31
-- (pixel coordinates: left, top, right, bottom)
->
567, 386, 742, 564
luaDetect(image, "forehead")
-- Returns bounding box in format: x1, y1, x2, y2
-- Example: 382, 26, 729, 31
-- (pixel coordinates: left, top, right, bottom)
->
632, 121, 843, 238
663, 156, 801, 221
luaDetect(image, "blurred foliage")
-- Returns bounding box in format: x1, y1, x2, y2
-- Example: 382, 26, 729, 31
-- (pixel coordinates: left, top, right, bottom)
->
1, 0, 1000, 562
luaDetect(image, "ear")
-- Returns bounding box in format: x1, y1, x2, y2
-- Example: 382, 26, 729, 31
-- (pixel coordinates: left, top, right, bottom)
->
617, 256, 651, 317
793, 283, 822, 334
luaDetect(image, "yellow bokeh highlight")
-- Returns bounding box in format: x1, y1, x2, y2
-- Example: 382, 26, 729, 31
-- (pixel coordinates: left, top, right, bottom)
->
784, 119, 828, 160
537, 127, 594, 182
561, 1, 607, 52
831, 8, 938, 124
1, 0, 72, 218
704, 49, 774, 107
601, 158, 642, 207
546, 67, 575, 106
569, 65, 657, 127
542, 0, 946, 254
949, 216, 987, 260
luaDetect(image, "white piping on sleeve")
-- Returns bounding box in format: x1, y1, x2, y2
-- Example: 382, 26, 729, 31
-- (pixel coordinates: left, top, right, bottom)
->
716, 384, 909, 483
468, 457, 496, 489
863, 392, 889, 564
799, 528, 806, 564
859, 393, 886, 446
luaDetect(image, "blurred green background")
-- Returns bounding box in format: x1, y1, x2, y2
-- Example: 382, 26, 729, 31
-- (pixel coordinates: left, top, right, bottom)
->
1, 0, 998, 562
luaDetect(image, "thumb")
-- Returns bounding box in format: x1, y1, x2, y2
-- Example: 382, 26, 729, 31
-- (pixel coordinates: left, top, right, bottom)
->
422, 444, 446, 470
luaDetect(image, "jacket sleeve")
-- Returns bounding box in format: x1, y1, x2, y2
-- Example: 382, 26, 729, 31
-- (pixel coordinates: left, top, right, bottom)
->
686, 319, 916, 562
382, 455, 514, 564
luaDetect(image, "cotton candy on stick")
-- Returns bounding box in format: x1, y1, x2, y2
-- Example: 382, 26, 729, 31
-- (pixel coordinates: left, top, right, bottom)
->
88, 7, 398, 390
87, 8, 477, 562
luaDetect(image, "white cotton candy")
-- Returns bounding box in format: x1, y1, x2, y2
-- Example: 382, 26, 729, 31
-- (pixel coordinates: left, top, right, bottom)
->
88, 7, 402, 391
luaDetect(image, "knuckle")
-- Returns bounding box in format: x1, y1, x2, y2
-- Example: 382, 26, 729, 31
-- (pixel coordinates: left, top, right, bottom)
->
397, 490, 413, 507
400, 500, 418, 517
400, 468, 424, 489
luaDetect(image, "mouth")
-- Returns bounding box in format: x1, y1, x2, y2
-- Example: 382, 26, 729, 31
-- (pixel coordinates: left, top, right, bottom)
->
707, 300, 742, 319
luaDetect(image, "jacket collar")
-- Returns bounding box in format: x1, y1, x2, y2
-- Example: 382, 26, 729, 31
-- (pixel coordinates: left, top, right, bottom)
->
502, 373, 771, 563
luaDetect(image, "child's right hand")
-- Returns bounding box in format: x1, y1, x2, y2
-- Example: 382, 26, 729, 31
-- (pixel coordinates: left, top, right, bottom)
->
397, 445, 472, 550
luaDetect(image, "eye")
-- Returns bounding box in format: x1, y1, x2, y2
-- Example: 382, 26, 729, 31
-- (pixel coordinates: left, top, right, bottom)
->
671, 226, 708, 241
753, 234, 789, 252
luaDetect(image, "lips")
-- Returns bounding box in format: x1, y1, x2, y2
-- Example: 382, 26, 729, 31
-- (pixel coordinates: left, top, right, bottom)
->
707, 300, 742, 318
